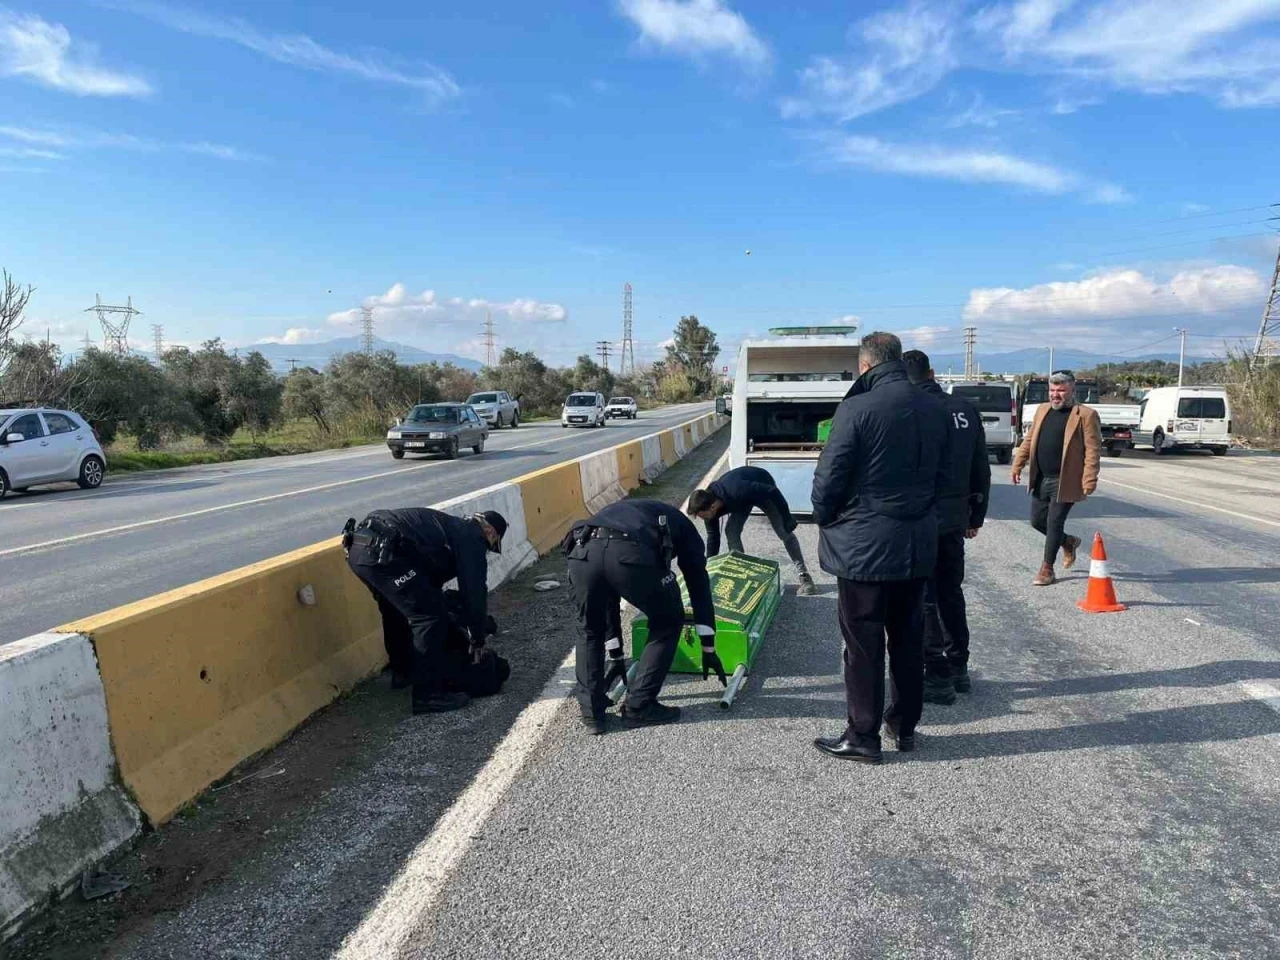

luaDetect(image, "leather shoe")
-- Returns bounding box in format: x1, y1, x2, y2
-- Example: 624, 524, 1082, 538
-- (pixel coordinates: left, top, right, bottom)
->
621, 701, 681, 728
953, 669, 972, 694
1061, 535, 1081, 570
813, 736, 883, 764
411, 691, 470, 714
1032, 562, 1056, 586
882, 722, 916, 752
582, 715, 609, 736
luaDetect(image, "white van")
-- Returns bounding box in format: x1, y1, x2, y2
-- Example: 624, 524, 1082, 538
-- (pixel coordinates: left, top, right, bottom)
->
561, 392, 606, 428
944, 381, 1017, 465
1134, 386, 1231, 456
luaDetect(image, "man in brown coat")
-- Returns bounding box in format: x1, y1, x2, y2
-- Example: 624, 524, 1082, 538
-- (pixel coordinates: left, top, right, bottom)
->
1011, 371, 1103, 585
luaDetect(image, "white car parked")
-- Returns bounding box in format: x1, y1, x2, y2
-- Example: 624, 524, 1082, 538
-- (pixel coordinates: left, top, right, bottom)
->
0, 408, 106, 498
561, 392, 606, 428
605, 396, 638, 420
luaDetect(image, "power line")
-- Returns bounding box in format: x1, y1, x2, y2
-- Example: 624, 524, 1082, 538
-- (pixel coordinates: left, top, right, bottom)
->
84, 294, 140, 355
1150, 202, 1277, 225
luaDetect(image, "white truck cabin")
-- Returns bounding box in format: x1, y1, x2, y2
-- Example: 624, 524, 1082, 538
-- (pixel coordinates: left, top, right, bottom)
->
727, 326, 860, 516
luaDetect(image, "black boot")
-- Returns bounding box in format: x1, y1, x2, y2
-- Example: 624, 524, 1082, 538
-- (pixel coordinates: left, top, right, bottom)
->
621, 701, 681, 728
952, 668, 972, 694
923, 674, 957, 706
412, 691, 470, 714
881, 721, 916, 752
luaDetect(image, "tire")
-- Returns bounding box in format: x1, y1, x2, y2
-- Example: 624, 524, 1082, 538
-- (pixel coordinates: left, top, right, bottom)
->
391, 449, 405, 460
1153, 429, 1168, 455
995, 447, 1011, 466
511, 412, 519, 428
473, 434, 486, 455
0, 469, 7, 500
444, 437, 459, 460
495, 414, 504, 429
1212, 446, 1227, 457
1107, 446, 1122, 457
77, 455, 105, 490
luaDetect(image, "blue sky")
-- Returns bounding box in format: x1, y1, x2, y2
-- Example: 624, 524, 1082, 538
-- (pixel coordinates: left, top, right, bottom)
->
2, 0, 1278, 367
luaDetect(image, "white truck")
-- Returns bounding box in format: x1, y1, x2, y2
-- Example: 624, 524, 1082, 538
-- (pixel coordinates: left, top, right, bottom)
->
1019, 377, 1140, 457
721, 326, 860, 516
1133, 386, 1232, 456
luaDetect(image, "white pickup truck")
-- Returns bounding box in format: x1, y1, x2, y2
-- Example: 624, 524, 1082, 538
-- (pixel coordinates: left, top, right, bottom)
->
1019, 378, 1140, 457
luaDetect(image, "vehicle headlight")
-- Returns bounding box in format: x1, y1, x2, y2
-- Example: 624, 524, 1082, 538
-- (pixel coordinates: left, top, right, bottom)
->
429, 432, 446, 439
387, 431, 401, 439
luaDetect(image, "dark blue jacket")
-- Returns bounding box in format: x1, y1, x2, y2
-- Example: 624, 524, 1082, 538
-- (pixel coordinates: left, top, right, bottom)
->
581, 499, 715, 629
919, 380, 991, 534
703, 465, 794, 556
367, 508, 491, 641
810, 361, 949, 581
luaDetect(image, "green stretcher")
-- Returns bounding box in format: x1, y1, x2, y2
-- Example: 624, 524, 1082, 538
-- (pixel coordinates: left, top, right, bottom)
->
620, 552, 782, 710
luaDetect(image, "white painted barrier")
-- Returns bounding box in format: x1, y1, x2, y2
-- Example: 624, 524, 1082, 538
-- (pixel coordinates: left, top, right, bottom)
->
579, 448, 627, 514
641, 435, 665, 480
0, 633, 141, 938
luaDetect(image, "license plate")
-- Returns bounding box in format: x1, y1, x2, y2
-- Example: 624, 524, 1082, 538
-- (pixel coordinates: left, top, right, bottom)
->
404, 441, 426, 448
570, 417, 585, 423
982, 417, 998, 424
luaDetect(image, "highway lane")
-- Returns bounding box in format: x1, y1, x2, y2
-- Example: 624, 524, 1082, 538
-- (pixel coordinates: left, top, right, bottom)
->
0, 403, 712, 645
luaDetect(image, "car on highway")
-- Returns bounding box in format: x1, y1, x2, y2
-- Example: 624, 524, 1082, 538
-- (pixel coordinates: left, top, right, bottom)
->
944, 381, 1017, 465
465, 391, 520, 428
605, 396, 638, 420
1134, 386, 1232, 456
387, 403, 489, 460
0, 407, 106, 499
561, 392, 606, 428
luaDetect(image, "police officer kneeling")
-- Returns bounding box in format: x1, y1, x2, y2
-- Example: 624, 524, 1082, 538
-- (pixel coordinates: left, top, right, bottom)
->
342, 507, 506, 715
565, 499, 721, 735
903, 350, 990, 705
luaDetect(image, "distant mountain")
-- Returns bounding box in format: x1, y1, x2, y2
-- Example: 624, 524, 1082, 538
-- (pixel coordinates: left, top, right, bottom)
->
248, 337, 483, 373
926, 348, 1198, 376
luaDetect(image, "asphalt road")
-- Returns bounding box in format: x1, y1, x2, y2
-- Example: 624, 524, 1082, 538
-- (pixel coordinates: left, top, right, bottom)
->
11, 441, 1280, 960
0, 403, 711, 645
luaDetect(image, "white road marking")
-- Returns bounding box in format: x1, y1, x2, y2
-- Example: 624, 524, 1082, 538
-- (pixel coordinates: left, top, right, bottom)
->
335, 650, 576, 958
1099, 477, 1280, 529
0, 407, 712, 557
1184, 618, 1202, 626
1239, 681, 1280, 717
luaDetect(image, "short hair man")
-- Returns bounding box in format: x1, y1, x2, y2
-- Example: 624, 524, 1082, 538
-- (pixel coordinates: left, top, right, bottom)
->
810, 332, 950, 764
901, 350, 990, 705
1011, 371, 1103, 585
687, 465, 817, 595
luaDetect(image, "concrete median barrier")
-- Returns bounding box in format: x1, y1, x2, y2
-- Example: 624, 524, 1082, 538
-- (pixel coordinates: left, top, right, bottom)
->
1, 408, 725, 936
1, 633, 141, 937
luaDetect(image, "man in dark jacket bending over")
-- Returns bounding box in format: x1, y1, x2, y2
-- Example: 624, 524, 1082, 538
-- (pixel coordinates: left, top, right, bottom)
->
343, 507, 506, 715
810, 332, 949, 764
687, 465, 817, 595
902, 350, 990, 706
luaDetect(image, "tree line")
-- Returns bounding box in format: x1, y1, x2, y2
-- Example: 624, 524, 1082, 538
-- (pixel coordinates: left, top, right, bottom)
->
0, 268, 724, 450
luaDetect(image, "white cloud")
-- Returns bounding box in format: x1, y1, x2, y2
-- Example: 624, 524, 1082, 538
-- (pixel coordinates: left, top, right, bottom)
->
977, 0, 1280, 108
619, 0, 771, 70
963, 264, 1267, 325
782, 1, 954, 120
899, 324, 951, 345
945, 91, 1020, 128
259, 327, 325, 345
111, 1, 460, 105
814, 132, 1129, 201
0, 125, 254, 161
0, 11, 151, 97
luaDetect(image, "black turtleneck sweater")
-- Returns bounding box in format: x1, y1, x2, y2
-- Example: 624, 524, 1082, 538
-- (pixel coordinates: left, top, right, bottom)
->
1036, 406, 1071, 478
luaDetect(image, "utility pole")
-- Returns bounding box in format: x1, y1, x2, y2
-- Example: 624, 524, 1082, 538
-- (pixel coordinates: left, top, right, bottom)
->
1048, 346, 1054, 375
481, 310, 497, 368
83, 330, 93, 352
596, 340, 612, 372
152, 324, 164, 362
85, 294, 141, 355
620, 283, 635, 376
963, 326, 977, 379
360, 306, 375, 355
285, 358, 299, 372
1174, 327, 1188, 387
1251, 240, 1280, 371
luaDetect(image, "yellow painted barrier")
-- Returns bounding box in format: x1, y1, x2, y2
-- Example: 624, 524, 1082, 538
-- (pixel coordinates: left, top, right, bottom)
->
615, 440, 645, 492
61, 539, 381, 824
516, 460, 588, 553
659, 431, 677, 468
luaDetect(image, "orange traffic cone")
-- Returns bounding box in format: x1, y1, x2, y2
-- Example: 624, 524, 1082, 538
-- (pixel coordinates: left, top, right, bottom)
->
1077, 533, 1127, 614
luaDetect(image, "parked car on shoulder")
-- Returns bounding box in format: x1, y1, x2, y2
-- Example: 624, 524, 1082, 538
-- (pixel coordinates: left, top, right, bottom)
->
1134, 386, 1232, 456
561, 392, 606, 428
944, 381, 1017, 465
387, 403, 489, 460
605, 396, 638, 419
465, 391, 520, 428
0, 408, 106, 499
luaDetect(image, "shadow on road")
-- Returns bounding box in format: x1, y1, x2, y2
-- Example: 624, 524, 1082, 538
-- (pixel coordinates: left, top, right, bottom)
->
1120, 566, 1280, 585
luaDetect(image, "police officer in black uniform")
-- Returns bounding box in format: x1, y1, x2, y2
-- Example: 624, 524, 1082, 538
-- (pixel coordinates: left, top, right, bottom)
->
565, 498, 721, 735
342, 507, 507, 715
902, 350, 990, 705
687, 465, 817, 595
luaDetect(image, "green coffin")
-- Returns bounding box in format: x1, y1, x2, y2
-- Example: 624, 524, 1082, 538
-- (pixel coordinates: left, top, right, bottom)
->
631, 553, 782, 675
816, 418, 833, 444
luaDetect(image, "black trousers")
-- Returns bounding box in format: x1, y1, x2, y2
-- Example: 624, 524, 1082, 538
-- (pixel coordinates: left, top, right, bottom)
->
723, 494, 809, 577
567, 537, 685, 718
1031, 476, 1075, 565
838, 577, 927, 747
346, 542, 450, 698
924, 531, 969, 679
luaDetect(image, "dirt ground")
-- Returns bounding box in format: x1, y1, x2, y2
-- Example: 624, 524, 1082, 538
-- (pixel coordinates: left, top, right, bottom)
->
2, 432, 726, 960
